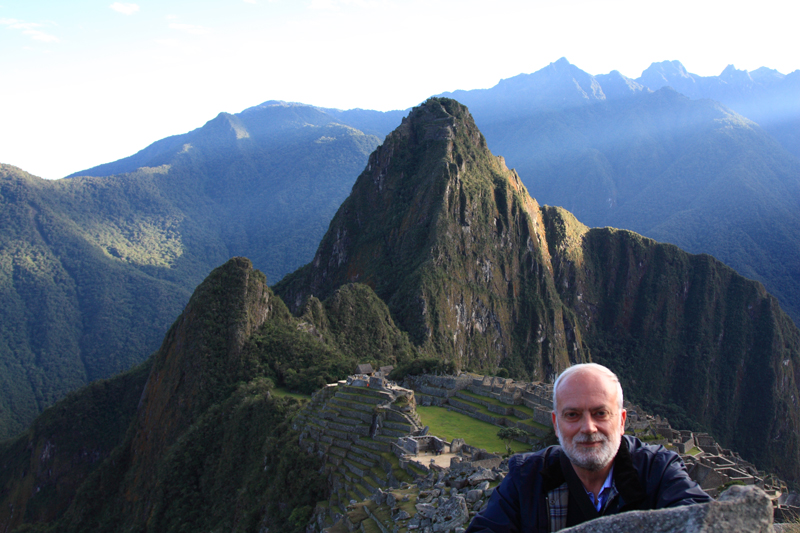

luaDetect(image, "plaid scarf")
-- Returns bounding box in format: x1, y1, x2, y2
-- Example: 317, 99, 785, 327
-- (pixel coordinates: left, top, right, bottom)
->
546, 482, 569, 532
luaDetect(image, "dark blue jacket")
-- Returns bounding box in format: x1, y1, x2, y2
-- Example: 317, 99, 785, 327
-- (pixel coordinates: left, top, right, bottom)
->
466, 435, 711, 532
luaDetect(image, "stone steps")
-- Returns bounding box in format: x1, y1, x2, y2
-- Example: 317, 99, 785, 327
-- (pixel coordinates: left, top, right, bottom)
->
344, 458, 368, 478
356, 437, 391, 453
448, 397, 480, 414
340, 385, 395, 402
383, 419, 411, 431
352, 482, 371, 501
329, 446, 348, 458
362, 474, 380, 491
368, 466, 388, 486
347, 451, 375, 469
336, 391, 386, 405
328, 420, 370, 435
378, 427, 408, 438
350, 444, 382, 462
295, 381, 427, 530
333, 438, 353, 450
330, 397, 376, 413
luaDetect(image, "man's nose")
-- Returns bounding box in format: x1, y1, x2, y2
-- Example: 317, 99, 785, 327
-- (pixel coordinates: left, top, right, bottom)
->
581, 414, 597, 433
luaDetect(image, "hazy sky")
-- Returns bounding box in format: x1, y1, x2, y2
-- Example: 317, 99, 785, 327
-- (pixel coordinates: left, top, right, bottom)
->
2, 0, 797, 180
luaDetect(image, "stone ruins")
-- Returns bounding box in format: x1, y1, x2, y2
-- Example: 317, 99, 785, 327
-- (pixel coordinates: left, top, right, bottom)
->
294, 366, 796, 532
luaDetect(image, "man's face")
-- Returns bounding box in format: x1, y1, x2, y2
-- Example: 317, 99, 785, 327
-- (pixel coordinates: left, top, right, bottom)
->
552, 370, 627, 472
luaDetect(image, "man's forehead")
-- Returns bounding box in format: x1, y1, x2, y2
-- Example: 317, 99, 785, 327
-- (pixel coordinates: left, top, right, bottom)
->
558, 401, 614, 412
556, 370, 619, 405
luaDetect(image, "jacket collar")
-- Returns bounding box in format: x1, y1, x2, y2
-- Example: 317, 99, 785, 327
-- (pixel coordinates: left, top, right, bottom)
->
613, 436, 647, 509
539, 437, 647, 509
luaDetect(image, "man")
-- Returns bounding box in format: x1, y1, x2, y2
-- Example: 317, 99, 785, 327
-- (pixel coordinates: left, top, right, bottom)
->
466, 363, 711, 532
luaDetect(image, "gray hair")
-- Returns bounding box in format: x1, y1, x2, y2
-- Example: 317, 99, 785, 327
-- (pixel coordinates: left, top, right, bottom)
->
552, 363, 623, 413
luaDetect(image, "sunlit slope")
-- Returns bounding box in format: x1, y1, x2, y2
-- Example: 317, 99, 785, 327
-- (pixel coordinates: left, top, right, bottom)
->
441, 59, 800, 325
279, 98, 800, 482
0, 103, 382, 438
0, 257, 416, 533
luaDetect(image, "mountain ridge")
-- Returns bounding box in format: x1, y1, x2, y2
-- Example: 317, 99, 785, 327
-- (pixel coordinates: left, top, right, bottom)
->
0, 103, 382, 438
2, 98, 800, 533
278, 98, 800, 482
439, 59, 800, 326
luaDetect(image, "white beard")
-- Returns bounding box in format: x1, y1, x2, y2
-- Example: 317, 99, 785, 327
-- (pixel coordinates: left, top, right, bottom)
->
556, 427, 621, 471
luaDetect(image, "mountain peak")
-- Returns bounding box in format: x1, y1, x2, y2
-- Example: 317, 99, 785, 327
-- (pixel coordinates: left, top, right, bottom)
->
275, 98, 577, 377
639, 60, 692, 83
551, 56, 573, 69
720, 64, 754, 84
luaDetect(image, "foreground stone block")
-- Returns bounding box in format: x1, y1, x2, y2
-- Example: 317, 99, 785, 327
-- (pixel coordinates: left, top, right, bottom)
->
561, 485, 773, 533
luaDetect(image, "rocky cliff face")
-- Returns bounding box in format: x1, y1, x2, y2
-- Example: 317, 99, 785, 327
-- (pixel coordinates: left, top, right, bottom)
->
4, 98, 800, 533
121, 257, 275, 521
276, 98, 585, 381
0, 257, 418, 532
543, 206, 800, 478
278, 98, 800, 482
0, 362, 150, 531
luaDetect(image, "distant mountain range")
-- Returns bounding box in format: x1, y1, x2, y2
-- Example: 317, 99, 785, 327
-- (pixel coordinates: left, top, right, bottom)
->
2, 99, 798, 533
638, 60, 800, 159
0, 57, 798, 444
441, 58, 800, 324
0, 103, 396, 438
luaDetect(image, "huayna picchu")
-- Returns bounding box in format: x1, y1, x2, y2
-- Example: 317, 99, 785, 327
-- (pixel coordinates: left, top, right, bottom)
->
1, 97, 799, 532
276, 98, 800, 483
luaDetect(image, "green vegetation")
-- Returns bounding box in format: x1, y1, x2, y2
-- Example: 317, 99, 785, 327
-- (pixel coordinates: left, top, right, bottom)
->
389, 358, 456, 381
497, 427, 530, 455
0, 258, 415, 532
416, 405, 530, 455
5, 95, 800, 533
458, 390, 535, 418
0, 103, 382, 439
243, 284, 417, 395
458, 71, 800, 326
273, 387, 312, 400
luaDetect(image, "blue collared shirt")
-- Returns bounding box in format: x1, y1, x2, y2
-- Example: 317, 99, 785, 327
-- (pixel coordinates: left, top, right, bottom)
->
585, 465, 615, 512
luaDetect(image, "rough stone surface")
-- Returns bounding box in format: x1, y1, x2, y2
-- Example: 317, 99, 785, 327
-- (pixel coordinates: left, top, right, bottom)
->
416, 503, 437, 519
468, 468, 496, 486
431, 495, 469, 532
466, 489, 483, 503
561, 485, 773, 533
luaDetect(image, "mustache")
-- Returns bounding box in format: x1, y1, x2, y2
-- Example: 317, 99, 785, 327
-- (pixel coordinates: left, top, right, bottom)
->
573, 433, 609, 444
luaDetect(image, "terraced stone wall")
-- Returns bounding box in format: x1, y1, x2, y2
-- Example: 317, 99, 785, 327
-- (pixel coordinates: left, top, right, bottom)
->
293, 381, 423, 529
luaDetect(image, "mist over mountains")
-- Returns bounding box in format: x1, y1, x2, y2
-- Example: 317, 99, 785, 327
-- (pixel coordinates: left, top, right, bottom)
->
2, 98, 799, 533
1, 56, 799, 449
0, 103, 394, 438
442, 57, 800, 323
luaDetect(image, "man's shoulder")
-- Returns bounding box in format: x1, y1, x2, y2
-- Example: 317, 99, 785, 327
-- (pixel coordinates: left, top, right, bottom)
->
508, 445, 563, 479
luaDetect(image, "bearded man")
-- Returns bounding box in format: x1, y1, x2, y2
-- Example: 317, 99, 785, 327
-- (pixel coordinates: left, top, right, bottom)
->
466, 363, 711, 532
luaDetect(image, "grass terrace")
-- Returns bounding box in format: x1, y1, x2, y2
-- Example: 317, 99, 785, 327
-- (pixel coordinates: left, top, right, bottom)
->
417, 405, 531, 455
452, 395, 526, 422
459, 389, 536, 417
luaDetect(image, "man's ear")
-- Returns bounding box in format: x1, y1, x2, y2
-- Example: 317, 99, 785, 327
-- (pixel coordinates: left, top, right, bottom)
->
551, 411, 557, 428
620, 409, 627, 432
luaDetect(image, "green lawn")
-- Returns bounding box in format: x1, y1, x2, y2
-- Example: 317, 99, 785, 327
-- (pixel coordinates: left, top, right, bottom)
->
416, 405, 531, 455
272, 387, 312, 400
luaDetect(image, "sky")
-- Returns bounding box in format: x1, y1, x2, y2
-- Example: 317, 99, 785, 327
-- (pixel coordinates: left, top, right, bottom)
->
1, 0, 798, 180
